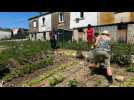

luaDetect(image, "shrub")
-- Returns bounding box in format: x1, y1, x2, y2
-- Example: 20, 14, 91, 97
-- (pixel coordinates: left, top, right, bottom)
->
111, 43, 134, 66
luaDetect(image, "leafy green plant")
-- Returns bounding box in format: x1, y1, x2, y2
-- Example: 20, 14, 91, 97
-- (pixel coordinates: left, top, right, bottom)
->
68, 79, 77, 87
48, 74, 64, 87
127, 64, 134, 72
48, 76, 57, 87
21, 61, 78, 87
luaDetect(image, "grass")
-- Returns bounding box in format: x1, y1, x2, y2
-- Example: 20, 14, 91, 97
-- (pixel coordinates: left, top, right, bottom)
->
60, 40, 89, 51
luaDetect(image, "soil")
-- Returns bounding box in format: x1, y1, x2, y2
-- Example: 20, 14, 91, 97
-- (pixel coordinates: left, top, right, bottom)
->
2, 49, 134, 87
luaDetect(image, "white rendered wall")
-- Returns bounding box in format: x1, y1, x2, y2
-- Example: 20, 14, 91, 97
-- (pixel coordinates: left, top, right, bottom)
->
70, 12, 98, 29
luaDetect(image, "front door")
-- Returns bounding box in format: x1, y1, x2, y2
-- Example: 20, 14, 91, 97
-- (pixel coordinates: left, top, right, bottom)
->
117, 23, 127, 43
117, 29, 127, 43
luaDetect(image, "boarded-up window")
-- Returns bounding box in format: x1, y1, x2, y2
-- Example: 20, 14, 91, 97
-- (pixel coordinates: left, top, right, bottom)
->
118, 23, 127, 29
59, 12, 64, 22
78, 28, 83, 32
80, 12, 84, 19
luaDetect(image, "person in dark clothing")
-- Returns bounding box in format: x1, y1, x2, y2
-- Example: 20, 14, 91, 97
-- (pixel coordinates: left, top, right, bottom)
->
50, 29, 57, 49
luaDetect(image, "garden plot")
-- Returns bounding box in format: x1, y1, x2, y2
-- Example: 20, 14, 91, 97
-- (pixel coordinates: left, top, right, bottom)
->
1, 41, 134, 87
15, 49, 134, 87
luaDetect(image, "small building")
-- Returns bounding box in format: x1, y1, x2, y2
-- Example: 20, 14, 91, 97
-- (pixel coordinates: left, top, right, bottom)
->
0, 28, 11, 40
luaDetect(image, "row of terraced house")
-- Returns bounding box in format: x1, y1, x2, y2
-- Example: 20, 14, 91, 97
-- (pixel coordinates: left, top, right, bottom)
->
28, 12, 134, 44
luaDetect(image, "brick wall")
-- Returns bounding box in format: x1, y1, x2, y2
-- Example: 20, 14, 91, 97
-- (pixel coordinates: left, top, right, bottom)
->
29, 18, 39, 33
52, 12, 70, 30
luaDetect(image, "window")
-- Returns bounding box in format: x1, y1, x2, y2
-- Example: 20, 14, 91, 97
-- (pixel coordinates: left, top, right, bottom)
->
33, 21, 37, 28
80, 12, 84, 19
59, 12, 64, 22
42, 17, 45, 25
31, 34, 33, 37
78, 28, 83, 32
118, 23, 127, 29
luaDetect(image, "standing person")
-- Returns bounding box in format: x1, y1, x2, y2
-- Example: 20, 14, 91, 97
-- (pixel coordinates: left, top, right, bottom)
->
86, 24, 94, 50
88, 30, 113, 84
50, 29, 56, 49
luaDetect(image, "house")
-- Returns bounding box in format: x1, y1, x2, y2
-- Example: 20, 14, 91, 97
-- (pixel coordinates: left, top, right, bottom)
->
28, 12, 98, 42
29, 12, 73, 42
29, 12, 52, 41
28, 12, 134, 44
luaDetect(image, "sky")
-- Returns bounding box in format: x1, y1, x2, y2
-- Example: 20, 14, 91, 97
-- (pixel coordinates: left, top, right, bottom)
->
0, 12, 39, 29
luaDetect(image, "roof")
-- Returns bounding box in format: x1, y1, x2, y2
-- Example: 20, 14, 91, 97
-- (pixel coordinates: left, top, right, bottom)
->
28, 12, 54, 20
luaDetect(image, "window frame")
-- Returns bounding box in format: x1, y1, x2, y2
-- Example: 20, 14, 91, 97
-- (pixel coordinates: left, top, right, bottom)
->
33, 21, 37, 28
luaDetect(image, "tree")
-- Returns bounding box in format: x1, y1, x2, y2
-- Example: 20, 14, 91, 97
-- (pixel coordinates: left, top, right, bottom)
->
13, 28, 28, 39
